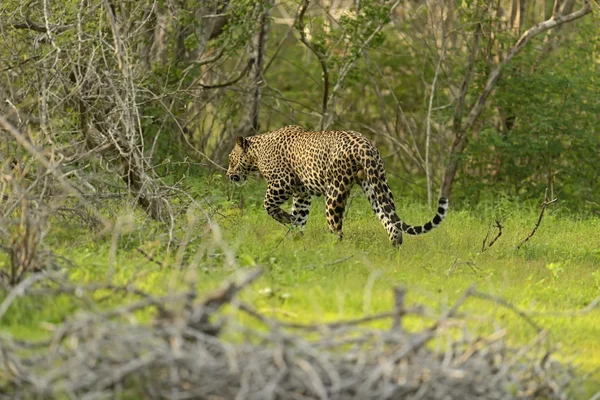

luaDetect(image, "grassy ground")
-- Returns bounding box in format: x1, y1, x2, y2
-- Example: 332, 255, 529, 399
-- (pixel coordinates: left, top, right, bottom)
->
2, 176, 599, 397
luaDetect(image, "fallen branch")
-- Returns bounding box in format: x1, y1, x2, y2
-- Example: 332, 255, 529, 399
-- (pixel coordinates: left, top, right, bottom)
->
482, 219, 503, 252
517, 189, 557, 250
447, 257, 478, 275
0, 273, 54, 320
528, 292, 600, 317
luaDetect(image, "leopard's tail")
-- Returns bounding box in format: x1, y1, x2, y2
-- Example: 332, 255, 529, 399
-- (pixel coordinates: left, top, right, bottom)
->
357, 145, 448, 245
398, 197, 449, 235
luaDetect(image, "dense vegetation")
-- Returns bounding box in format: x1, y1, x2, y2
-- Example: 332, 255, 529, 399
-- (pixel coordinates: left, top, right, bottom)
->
1, 0, 598, 208
0, 0, 599, 398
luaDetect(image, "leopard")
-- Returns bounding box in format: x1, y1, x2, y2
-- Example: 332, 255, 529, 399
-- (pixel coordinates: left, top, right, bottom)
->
226, 125, 448, 246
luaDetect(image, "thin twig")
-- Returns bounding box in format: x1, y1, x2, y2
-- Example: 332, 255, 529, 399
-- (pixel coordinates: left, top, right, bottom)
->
471, 289, 543, 332
0, 115, 113, 230
196, 58, 255, 89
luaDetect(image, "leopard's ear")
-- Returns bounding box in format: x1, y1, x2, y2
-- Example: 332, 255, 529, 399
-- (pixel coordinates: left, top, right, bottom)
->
235, 136, 249, 151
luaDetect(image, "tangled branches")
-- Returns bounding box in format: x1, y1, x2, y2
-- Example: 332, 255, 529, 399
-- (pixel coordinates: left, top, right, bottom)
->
0, 268, 584, 399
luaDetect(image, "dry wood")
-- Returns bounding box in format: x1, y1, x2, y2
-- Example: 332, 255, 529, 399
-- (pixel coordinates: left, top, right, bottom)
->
517, 188, 558, 250
482, 219, 503, 252
0, 266, 589, 399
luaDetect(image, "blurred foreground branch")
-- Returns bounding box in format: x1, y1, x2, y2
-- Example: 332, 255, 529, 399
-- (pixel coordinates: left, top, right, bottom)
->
0, 266, 590, 399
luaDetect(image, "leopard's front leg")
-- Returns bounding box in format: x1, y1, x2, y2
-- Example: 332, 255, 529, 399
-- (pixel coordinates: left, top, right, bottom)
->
264, 184, 293, 225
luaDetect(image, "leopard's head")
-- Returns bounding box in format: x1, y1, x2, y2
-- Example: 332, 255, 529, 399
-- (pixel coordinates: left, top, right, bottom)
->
226, 136, 256, 186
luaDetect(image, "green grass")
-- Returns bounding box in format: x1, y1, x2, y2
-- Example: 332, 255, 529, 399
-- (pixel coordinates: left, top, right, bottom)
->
1, 177, 600, 397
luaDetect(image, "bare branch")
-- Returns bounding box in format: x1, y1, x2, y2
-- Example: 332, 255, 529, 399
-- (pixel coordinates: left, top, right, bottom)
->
452, 21, 483, 134
103, 0, 128, 76
12, 15, 72, 34
0, 270, 580, 398
196, 58, 255, 89
465, 2, 592, 132
471, 290, 543, 332
0, 115, 112, 230
482, 219, 503, 252
517, 189, 558, 250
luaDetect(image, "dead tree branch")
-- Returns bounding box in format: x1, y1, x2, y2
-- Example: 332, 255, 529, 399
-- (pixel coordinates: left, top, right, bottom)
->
517, 189, 558, 250
482, 219, 503, 252
470, 289, 543, 332
12, 15, 72, 34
